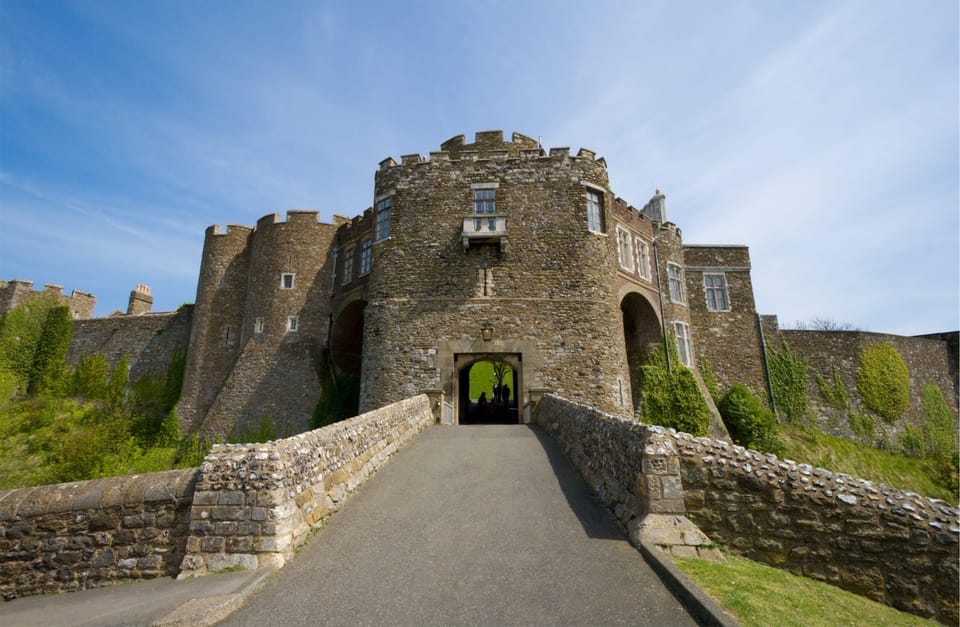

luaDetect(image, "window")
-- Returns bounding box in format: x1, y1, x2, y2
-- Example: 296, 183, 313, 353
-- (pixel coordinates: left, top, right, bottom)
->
704, 273, 729, 311
375, 196, 392, 241
667, 263, 685, 304
636, 239, 651, 281
586, 190, 604, 233
254, 318, 264, 334
674, 322, 692, 367
281, 273, 295, 289
360, 239, 372, 275
222, 325, 232, 346
342, 248, 354, 285
474, 188, 495, 214
617, 227, 634, 271
286, 316, 299, 333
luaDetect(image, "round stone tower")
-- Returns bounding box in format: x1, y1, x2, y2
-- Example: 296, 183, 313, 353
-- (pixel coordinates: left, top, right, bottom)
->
352, 130, 632, 420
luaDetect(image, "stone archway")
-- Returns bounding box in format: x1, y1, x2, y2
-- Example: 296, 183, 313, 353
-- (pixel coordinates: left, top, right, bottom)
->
325, 299, 366, 416
621, 292, 662, 411
455, 354, 521, 425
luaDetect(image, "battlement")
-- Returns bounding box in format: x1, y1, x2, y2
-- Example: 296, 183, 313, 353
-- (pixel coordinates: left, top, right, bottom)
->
0, 278, 97, 319
377, 130, 608, 172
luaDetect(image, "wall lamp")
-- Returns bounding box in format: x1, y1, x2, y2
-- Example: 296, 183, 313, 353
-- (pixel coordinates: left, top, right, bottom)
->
481, 322, 493, 342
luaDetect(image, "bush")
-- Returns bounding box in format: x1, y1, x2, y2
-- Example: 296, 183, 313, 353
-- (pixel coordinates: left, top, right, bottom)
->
639, 360, 711, 437
921, 382, 958, 460
767, 342, 808, 423
856, 342, 909, 423
717, 383, 783, 454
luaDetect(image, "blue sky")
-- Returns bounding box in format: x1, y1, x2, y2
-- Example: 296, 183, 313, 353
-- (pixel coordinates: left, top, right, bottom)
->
1, 0, 957, 335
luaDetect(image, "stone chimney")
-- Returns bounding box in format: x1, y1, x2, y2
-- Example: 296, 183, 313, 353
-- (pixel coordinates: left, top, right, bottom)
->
641, 189, 667, 223
127, 284, 153, 315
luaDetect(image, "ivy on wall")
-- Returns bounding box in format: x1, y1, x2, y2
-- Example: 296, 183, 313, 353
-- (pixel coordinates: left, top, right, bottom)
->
816, 367, 849, 411
856, 342, 910, 423
766, 341, 808, 423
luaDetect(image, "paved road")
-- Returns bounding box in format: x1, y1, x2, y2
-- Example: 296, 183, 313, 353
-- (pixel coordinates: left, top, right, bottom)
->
223, 425, 697, 626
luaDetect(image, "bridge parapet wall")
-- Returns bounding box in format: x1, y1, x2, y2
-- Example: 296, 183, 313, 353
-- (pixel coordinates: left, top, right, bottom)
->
0, 468, 199, 600
178, 394, 434, 576
673, 430, 959, 623
534, 393, 959, 624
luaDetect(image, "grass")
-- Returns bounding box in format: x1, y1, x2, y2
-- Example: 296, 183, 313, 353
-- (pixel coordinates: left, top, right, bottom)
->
673, 553, 936, 626
777, 423, 957, 502
467, 360, 513, 401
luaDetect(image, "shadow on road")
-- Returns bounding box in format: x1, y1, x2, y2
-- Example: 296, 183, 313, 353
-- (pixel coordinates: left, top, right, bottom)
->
527, 424, 625, 541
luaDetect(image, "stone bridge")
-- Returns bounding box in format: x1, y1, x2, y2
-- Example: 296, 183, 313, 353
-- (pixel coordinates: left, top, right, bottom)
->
1, 394, 957, 623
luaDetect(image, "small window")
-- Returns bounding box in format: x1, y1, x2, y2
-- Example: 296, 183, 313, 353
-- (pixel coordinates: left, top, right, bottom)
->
281, 273, 295, 289
360, 239, 372, 275
704, 273, 730, 311
375, 196, 392, 241
674, 322, 692, 367
342, 248, 354, 285
617, 227, 634, 271
636, 238, 651, 281
667, 263, 685, 304
254, 318, 264, 334
474, 188, 496, 214
286, 316, 299, 333
586, 190, 604, 234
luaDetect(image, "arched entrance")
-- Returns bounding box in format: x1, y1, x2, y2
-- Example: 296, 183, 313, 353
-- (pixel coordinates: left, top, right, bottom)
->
621, 292, 662, 411
456, 355, 520, 424
325, 299, 366, 417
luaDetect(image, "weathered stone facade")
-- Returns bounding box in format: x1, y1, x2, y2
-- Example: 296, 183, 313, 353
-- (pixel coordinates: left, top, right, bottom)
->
0, 469, 197, 600
0, 395, 434, 601
762, 317, 960, 441
534, 394, 960, 624
180, 130, 798, 439
0, 279, 96, 320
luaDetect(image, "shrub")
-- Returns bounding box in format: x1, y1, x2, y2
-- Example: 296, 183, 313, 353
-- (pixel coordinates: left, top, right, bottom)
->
767, 342, 808, 422
639, 354, 711, 437
921, 382, 958, 460
856, 342, 909, 423
717, 383, 782, 454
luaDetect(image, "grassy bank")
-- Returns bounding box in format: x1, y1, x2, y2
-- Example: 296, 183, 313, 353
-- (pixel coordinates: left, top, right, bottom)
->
673, 553, 935, 626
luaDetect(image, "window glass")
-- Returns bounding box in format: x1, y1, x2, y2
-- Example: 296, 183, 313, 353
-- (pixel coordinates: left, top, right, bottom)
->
704, 274, 729, 311
668, 263, 685, 304
586, 190, 603, 233
674, 322, 691, 366
637, 239, 651, 280
342, 248, 354, 284
281, 273, 295, 289
375, 196, 392, 241
617, 228, 634, 271
360, 239, 372, 275
474, 189, 496, 214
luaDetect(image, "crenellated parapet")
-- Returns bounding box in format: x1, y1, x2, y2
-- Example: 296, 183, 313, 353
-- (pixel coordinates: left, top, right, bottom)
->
375, 130, 609, 176
0, 278, 96, 319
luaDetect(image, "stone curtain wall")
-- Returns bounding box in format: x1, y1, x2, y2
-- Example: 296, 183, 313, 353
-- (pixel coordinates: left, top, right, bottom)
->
0, 395, 433, 600
762, 319, 958, 439
534, 394, 959, 624
676, 433, 959, 623
66, 307, 193, 383
179, 394, 434, 575
0, 468, 198, 600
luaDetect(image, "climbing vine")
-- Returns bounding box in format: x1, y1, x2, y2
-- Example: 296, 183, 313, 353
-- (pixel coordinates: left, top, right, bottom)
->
856, 342, 909, 423
766, 341, 808, 423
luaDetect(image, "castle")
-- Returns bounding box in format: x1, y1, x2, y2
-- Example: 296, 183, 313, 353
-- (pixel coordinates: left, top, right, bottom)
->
4, 131, 957, 440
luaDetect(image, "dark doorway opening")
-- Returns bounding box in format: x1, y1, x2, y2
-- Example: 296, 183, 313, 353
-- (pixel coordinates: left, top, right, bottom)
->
324, 299, 366, 418
621, 292, 662, 411
458, 357, 519, 424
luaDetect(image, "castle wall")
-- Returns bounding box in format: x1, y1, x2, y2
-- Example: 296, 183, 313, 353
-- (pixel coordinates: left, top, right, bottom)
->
66, 307, 193, 382
177, 224, 252, 432
0, 468, 198, 599
534, 393, 960, 625
198, 212, 339, 438
359, 131, 632, 418
762, 318, 959, 439
0, 279, 96, 319
683, 245, 767, 400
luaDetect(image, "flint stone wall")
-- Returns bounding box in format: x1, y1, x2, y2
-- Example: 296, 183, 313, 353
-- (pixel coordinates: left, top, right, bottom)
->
179, 394, 434, 575
0, 468, 198, 600
534, 394, 959, 624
